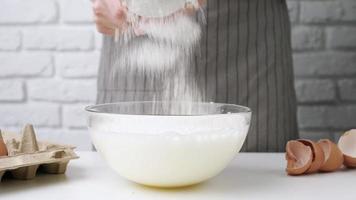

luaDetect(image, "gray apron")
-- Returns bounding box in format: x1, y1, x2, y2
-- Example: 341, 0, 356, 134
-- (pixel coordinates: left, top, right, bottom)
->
96, 0, 299, 152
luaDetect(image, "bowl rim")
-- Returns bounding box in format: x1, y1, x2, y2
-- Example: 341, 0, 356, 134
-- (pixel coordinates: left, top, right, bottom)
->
85, 101, 252, 117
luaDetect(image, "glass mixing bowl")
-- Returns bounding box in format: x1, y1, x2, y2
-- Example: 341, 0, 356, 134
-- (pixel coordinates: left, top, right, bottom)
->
86, 101, 251, 188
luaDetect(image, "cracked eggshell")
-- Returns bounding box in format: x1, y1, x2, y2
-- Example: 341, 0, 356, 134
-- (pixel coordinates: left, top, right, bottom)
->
317, 139, 344, 172
297, 139, 325, 173
285, 140, 313, 175
0, 131, 8, 156
338, 129, 356, 168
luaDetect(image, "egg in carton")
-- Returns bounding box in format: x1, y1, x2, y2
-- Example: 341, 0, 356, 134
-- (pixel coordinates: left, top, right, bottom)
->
0, 124, 79, 181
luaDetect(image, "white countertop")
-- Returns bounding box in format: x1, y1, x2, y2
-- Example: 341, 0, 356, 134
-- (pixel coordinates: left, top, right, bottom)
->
0, 152, 355, 200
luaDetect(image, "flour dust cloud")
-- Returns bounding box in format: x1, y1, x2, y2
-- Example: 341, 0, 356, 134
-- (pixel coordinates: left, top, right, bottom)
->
113, 10, 206, 115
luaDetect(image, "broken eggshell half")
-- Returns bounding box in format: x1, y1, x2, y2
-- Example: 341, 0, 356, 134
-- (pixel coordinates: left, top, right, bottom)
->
297, 139, 325, 173
0, 130, 8, 157
286, 140, 313, 175
338, 130, 356, 168
317, 139, 344, 172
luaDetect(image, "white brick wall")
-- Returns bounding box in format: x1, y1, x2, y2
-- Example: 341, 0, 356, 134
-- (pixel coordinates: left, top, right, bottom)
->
23, 28, 94, 51
291, 0, 356, 141
295, 80, 336, 103
0, 0, 58, 24
0, 80, 24, 101
0, 30, 21, 50
0, 53, 54, 77
0, 0, 99, 150
0, 0, 355, 150
0, 103, 61, 127
327, 27, 356, 49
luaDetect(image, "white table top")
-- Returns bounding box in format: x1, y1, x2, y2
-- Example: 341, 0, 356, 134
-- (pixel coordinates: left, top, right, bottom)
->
0, 152, 355, 200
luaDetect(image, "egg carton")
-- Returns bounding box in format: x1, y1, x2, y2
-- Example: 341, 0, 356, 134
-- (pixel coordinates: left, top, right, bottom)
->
0, 124, 79, 181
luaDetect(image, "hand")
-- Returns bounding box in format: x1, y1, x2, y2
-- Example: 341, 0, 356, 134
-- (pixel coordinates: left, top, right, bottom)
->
92, 0, 207, 36
92, 0, 127, 36
185, 0, 207, 14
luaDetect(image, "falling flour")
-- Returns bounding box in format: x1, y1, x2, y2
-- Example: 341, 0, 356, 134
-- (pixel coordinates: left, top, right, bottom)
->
114, 12, 205, 115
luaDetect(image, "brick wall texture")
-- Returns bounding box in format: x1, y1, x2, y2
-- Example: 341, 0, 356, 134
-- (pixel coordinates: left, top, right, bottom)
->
0, 0, 355, 150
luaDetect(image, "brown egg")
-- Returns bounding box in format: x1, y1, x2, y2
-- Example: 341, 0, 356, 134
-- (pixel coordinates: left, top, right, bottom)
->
0, 130, 8, 156
297, 139, 325, 173
286, 140, 313, 175
338, 129, 356, 168
317, 139, 344, 172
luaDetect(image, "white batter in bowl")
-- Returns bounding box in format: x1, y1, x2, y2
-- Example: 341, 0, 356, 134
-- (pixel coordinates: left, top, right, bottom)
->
86, 101, 251, 188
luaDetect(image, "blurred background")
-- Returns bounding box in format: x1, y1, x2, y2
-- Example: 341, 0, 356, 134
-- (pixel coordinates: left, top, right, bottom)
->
0, 0, 355, 150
